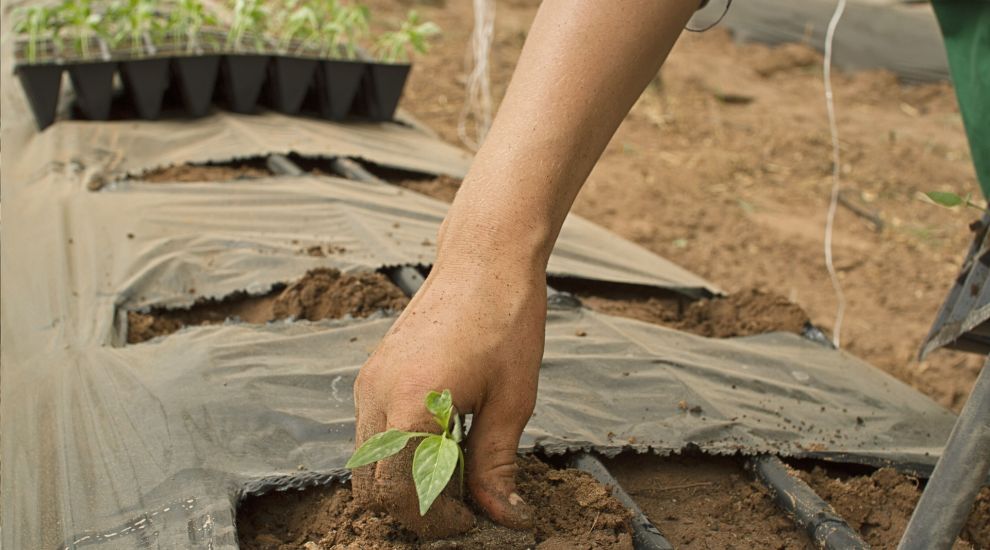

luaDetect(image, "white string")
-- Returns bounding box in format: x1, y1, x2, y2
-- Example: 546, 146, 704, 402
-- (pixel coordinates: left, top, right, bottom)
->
457, 0, 496, 151
823, 0, 847, 347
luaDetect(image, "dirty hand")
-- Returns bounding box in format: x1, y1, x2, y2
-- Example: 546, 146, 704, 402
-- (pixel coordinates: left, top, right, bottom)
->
352, 234, 546, 537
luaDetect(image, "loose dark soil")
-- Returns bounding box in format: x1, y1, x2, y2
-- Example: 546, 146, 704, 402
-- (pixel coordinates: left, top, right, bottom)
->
553, 277, 810, 338
127, 268, 408, 344
591, 288, 810, 338
138, 159, 272, 182
237, 456, 633, 549
797, 466, 990, 549
607, 453, 812, 549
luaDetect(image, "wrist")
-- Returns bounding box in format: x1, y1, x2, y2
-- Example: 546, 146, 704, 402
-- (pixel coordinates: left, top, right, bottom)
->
435, 188, 555, 277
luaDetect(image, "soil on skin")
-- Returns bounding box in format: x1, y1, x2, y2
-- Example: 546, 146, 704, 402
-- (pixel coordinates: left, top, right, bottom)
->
798, 466, 990, 549
236, 456, 633, 550
127, 268, 408, 344
138, 159, 272, 182
364, 0, 984, 412
607, 453, 812, 549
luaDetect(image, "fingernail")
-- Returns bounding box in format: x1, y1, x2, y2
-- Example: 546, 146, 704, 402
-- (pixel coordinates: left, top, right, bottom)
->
508, 492, 525, 507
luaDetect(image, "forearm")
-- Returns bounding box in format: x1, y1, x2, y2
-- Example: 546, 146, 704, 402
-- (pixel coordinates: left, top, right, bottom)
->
437, 0, 698, 273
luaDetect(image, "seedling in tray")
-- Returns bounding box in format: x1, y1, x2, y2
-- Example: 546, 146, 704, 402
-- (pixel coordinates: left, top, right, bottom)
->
324, 1, 370, 60
167, 0, 219, 54
221, 0, 271, 113
374, 9, 439, 64
13, 5, 63, 63
57, 0, 116, 60
346, 389, 466, 515
358, 9, 439, 121
226, 0, 269, 53
309, 1, 370, 119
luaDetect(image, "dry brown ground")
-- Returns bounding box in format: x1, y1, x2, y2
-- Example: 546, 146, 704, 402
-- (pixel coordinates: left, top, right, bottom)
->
370, 0, 984, 412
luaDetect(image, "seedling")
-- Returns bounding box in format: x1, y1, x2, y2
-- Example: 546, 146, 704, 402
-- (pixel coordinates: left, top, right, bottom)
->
346, 389, 466, 516
13, 5, 62, 63
167, 0, 219, 54
275, 0, 320, 55
374, 9, 439, 64
114, 0, 166, 56
925, 191, 987, 212
226, 0, 268, 53
56, 0, 112, 59
330, 2, 370, 60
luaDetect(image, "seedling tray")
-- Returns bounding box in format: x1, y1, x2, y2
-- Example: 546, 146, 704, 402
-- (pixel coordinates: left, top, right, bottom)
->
14, 52, 411, 129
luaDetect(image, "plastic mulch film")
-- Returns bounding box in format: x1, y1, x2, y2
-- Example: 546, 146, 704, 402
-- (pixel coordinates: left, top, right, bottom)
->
1, 6, 958, 549
720, 0, 949, 82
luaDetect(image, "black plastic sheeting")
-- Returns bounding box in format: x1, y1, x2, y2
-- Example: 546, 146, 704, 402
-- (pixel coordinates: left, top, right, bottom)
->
713, 0, 949, 82
921, 213, 990, 357
0, 6, 961, 546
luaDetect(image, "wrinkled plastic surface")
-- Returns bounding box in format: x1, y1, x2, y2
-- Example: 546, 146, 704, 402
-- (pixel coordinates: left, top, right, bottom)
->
0, 5, 958, 548
721, 0, 949, 82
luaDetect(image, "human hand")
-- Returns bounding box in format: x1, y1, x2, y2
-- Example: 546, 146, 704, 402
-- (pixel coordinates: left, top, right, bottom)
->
351, 259, 546, 537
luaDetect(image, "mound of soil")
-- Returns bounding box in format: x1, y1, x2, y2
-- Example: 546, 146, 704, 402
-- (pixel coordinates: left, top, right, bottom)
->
392, 175, 462, 203
577, 287, 810, 338
139, 160, 272, 183
798, 466, 990, 549
607, 453, 812, 549
127, 268, 408, 344
237, 456, 633, 549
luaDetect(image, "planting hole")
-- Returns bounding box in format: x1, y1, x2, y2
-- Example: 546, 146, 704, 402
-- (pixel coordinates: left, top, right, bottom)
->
236, 455, 635, 549
550, 278, 812, 338
125, 268, 407, 344
135, 157, 273, 183
607, 452, 812, 548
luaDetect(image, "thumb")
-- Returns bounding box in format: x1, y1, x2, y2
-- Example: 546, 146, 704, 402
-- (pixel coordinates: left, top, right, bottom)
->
465, 393, 535, 530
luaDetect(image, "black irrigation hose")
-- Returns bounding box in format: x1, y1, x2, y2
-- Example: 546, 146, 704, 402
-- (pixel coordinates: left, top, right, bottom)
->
746, 455, 869, 550
281, 152, 866, 549
266, 153, 304, 177
569, 453, 675, 550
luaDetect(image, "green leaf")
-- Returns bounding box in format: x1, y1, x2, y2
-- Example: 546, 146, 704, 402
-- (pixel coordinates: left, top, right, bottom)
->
425, 389, 453, 432
926, 191, 965, 208
412, 435, 459, 515
345, 429, 428, 469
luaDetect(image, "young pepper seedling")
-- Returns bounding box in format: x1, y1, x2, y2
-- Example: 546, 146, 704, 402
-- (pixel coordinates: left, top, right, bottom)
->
346, 389, 465, 515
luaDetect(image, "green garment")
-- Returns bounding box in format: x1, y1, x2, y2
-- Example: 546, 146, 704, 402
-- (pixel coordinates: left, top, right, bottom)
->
932, 0, 990, 198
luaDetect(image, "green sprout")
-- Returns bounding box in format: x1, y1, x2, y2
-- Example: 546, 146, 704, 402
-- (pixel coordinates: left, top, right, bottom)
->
374, 9, 439, 64
167, 0, 219, 54
13, 5, 62, 63
225, 0, 268, 53
55, 0, 108, 59
330, 2, 369, 60
346, 389, 465, 516
925, 191, 987, 212
114, 0, 166, 57
275, 0, 320, 55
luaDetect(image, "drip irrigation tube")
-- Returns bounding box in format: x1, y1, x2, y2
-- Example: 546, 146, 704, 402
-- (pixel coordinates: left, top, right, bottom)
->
384, 265, 426, 296
746, 455, 868, 550
266, 153, 304, 176
568, 453, 675, 550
